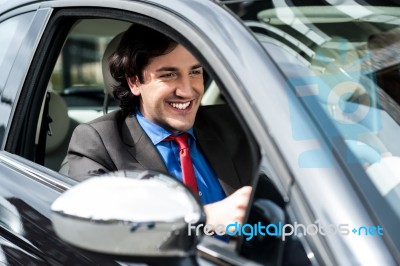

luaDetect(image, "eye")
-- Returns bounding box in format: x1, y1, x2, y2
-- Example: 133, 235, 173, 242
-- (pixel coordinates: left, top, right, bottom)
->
160, 72, 177, 79
190, 69, 203, 77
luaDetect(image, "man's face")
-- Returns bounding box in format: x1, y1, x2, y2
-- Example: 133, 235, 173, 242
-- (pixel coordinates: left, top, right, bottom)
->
128, 44, 204, 133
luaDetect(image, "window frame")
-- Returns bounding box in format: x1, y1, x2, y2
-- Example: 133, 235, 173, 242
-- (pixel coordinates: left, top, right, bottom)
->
0, 10, 46, 149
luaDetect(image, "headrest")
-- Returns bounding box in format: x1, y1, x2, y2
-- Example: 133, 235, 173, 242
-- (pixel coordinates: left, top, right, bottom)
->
46, 92, 70, 154
102, 32, 124, 95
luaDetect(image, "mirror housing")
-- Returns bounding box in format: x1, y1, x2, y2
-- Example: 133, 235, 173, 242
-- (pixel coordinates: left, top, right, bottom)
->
51, 170, 205, 257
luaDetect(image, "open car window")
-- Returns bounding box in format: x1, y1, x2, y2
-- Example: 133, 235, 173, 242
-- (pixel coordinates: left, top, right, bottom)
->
43, 17, 231, 172
41, 19, 130, 171
51, 19, 129, 123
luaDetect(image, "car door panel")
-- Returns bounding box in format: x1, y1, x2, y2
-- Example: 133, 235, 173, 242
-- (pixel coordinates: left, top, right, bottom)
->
0, 152, 129, 265
1, 8, 52, 150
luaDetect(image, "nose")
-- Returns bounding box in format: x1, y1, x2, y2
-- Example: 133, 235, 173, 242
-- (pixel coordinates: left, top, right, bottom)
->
175, 76, 195, 98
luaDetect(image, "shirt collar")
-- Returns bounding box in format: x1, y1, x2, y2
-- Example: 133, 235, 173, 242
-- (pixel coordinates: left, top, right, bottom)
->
134, 109, 195, 145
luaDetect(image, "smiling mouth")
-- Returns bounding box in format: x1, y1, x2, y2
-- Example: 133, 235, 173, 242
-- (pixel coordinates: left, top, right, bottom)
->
169, 101, 191, 110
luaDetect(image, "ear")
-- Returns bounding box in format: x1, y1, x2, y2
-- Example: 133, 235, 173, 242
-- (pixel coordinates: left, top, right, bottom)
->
126, 76, 141, 96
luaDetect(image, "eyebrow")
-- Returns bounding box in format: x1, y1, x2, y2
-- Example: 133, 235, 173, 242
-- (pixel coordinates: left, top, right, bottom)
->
191, 64, 202, 70
156, 64, 202, 72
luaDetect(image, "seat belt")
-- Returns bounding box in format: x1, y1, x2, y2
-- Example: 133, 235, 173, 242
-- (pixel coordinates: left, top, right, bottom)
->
36, 92, 53, 165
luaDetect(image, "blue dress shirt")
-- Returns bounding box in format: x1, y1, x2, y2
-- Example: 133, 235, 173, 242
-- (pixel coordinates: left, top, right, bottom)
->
135, 110, 226, 204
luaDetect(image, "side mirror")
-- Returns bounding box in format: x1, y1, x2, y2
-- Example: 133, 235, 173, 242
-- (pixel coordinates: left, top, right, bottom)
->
50, 170, 205, 257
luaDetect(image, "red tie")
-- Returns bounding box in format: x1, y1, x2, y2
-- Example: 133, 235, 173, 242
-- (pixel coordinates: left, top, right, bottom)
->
164, 133, 198, 194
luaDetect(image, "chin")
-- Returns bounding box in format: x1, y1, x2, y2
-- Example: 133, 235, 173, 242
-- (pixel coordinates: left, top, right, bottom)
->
167, 121, 194, 133
175, 126, 192, 132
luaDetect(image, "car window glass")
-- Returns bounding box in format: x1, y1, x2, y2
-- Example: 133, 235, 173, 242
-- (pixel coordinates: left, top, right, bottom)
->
229, 2, 400, 226
0, 13, 34, 94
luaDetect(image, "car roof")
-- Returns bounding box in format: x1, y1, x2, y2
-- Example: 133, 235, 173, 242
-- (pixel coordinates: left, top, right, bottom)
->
0, 0, 38, 5
0, 0, 49, 15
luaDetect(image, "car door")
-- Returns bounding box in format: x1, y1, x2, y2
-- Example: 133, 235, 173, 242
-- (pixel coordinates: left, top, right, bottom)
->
0, 1, 281, 265
0, 7, 68, 265
0, 4, 111, 265
0, 2, 197, 266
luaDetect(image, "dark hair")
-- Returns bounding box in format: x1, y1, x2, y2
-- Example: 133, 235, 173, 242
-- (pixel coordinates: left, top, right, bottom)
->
109, 24, 178, 115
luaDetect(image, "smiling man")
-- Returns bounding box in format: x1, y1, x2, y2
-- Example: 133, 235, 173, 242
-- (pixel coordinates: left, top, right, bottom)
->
68, 24, 257, 227
127, 44, 203, 133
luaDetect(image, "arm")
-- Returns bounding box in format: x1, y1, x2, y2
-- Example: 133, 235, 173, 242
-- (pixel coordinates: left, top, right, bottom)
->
68, 123, 115, 181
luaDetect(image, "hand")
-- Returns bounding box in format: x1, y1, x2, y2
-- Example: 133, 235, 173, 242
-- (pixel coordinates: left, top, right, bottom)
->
204, 186, 252, 227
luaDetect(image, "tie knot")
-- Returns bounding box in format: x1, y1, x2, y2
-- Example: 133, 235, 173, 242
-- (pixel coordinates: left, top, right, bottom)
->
164, 133, 189, 150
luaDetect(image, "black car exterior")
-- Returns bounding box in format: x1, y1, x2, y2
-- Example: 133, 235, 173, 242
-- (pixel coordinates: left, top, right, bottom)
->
1, 0, 400, 265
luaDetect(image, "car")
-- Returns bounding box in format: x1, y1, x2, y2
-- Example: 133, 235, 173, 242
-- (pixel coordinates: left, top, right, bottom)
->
1, 0, 400, 265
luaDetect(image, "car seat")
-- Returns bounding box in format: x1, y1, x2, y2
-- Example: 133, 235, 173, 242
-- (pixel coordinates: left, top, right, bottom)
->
44, 91, 79, 171
101, 32, 123, 114
58, 32, 124, 175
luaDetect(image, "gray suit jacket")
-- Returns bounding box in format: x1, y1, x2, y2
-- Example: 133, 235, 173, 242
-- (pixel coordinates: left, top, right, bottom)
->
67, 105, 258, 195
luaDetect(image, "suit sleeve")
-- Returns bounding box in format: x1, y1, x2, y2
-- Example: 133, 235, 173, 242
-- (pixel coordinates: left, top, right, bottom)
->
67, 123, 115, 181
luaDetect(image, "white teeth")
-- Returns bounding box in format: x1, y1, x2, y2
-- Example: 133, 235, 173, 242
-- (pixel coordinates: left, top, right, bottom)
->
170, 102, 190, 110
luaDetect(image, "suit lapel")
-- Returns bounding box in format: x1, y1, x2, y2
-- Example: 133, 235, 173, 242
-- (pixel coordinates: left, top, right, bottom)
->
119, 111, 241, 195
194, 124, 241, 196
121, 115, 169, 174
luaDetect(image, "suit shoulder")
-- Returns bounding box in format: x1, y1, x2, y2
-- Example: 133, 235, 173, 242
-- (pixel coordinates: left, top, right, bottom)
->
87, 109, 125, 125
72, 109, 126, 138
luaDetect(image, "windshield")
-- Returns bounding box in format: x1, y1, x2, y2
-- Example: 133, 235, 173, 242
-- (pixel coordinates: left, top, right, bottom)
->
228, 1, 400, 221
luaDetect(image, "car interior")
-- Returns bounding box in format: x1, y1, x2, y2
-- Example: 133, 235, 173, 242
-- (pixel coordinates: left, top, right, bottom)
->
39, 19, 227, 175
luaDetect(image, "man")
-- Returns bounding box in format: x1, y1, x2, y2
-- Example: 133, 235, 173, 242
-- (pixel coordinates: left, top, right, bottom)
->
68, 24, 258, 227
